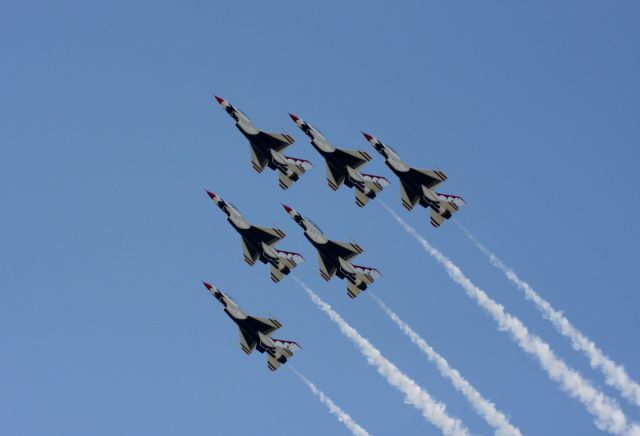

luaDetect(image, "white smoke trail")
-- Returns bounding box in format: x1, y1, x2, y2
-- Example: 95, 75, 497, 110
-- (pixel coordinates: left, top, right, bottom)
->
455, 221, 640, 409
379, 200, 640, 436
370, 293, 521, 436
293, 277, 469, 436
289, 366, 370, 436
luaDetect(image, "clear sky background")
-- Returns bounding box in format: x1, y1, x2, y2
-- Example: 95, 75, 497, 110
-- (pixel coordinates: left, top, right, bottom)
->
2, 1, 639, 435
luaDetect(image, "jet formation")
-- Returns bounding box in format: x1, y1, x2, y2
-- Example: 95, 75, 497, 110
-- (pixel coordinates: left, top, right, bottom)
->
205, 96, 465, 370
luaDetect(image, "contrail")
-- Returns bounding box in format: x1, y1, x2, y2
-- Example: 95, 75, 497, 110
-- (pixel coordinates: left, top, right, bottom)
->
455, 220, 640, 409
289, 366, 370, 436
379, 200, 640, 436
370, 293, 522, 436
293, 277, 470, 436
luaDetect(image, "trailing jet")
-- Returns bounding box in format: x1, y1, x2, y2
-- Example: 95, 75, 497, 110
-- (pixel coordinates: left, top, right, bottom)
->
282, 204, 380, 298
363, 132, 465, 228
289, 113, 389, 207
214, 96, 313, 189
202, 281, 300, 371
206, 191, 303, 283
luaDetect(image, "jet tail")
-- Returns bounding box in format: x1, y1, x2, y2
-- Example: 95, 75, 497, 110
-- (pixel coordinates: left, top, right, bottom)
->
354, 174, 390, 207
347, 265, 381, 299
267, 338, 301, 371
269, 249, 303, 283
277, 157, 312, 190
428, 192, 466, 228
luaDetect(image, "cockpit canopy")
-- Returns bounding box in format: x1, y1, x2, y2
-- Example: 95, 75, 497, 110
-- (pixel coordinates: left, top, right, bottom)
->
305, 217, 323, 233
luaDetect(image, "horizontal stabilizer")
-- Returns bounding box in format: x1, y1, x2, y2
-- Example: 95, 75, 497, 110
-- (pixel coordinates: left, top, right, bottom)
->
278, 157, 312, 190
270, 250, 303, 283
346, 265, 380, 299
354, 264, 381, 284
429, 194, 465, 228
270, 266, 286, 283
355, 189, 372, 208
266, 339, 300, 371
347, 280, 365, 299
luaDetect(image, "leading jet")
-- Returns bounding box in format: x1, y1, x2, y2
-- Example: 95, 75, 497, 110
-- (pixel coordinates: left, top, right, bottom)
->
289, 113, 389, 207
206, 191, 303, 283
202, 281, 300, 371
282, 204, 380, 298
363, 132, 465, 227
214, 96, 313, 190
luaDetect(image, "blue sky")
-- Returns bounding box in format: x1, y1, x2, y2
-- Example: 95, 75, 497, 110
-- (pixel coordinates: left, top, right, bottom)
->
1, 1, 639, 435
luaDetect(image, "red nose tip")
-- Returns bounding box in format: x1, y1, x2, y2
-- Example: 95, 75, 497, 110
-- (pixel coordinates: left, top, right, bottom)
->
214, 96, 225, 104
282, 204, 294, 213
202, 281, 213, 290
362, 132, 374, 141
205, 190, 217, 200
289, 113, 300, 122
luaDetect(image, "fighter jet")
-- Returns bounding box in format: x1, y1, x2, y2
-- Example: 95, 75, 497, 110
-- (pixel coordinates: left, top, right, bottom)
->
282, 204, 380, 298
206, 191, 303, 283
214, 96, 313, 190
202, 281, 300, 371
363, 132, 465, 227
289, 113, 389, 207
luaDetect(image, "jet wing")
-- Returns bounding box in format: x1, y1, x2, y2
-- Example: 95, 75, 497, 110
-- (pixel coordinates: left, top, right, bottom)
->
400, 180, 420, 211
256, 131, 295, 152
409, 168, 447, 190
246, 316, 282, 336
318, 253, 337, 281
326, 240, 364, 262
334, 148, 372, 170
249, 226, 286, 246
241, 238, 260, 266
326, 162, 346, 191
239, 329, 257, 355
250, 144, 269, 173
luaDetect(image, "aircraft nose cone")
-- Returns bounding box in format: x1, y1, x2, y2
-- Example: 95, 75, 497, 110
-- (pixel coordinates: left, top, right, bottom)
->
214, 95, 225, 104
289, 113, 300, 122
205, 190, 217, 200
202, 281, 213, 290
282, 204, 294, 213
362, 132, 374, 141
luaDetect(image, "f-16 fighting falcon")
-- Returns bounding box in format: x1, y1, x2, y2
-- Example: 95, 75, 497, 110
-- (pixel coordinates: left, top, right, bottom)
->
206, 191, 303, 283
202, 281, 300, 371
282, 204, 380, 298
289, 113, 389, 207
214, 96, 313, 190
363, 132, 465, 228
